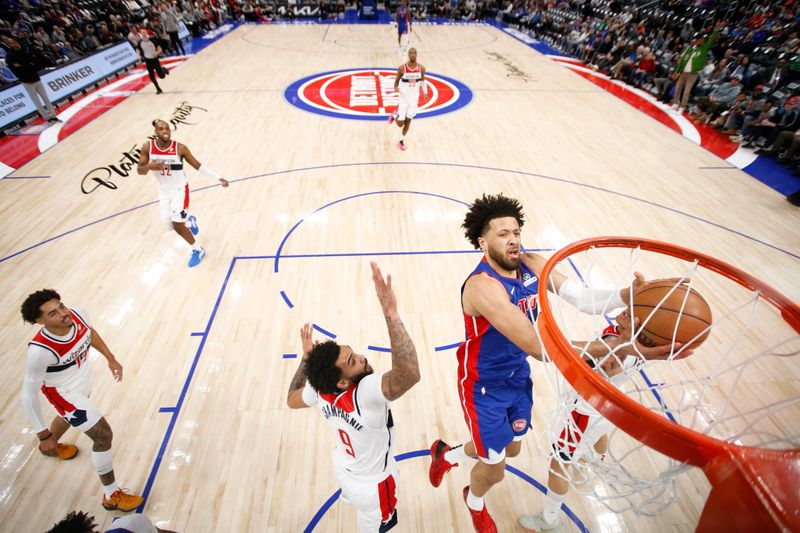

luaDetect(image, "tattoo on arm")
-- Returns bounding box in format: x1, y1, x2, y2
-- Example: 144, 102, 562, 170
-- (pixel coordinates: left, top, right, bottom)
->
287, 360, 308, 401
382, 313, 421, 401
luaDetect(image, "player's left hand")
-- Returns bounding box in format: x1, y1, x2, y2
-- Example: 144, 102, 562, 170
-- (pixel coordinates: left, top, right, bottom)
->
108, 359, 123, 382
219, 178, 229, 188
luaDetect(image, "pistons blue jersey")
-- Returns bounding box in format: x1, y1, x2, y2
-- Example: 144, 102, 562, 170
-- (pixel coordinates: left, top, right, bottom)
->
397, 6, 409, 33
457, 258, 539, 382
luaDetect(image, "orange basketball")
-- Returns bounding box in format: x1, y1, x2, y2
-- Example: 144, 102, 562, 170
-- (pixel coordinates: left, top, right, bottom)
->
632, 281, 712, 352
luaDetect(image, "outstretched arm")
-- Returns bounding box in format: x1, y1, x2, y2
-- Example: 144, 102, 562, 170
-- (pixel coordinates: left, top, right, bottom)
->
287, 323, 314, 409
179, 143, 229, 187
90, 328, 123, 382
372, 262, 421, 401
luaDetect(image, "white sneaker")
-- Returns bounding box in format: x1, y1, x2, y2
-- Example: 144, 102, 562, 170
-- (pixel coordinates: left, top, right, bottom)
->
519, 513, 563, 532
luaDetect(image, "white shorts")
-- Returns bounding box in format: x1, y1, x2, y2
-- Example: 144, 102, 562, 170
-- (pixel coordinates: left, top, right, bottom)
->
396, 86, 419, 120
334, 461, 399, 533
40, 382, 102, 433
159, 185, 190, 229
552, 409, 612, 463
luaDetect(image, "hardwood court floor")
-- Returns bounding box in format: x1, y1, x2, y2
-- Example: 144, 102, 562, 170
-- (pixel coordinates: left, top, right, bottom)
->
0, 24, 797, 532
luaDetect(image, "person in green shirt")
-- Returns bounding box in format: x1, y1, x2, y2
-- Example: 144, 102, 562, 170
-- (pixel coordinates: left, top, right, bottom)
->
672, 20, 725, 110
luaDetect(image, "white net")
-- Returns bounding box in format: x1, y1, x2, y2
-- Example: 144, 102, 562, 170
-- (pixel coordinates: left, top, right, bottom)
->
536, 244, 800, 516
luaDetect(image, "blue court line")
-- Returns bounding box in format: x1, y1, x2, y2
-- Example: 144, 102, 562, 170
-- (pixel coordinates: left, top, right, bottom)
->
280, 290, 294, 308
283, 353, 298, 359
312, 323, 337, 339
273, 189, 472, 272
137, 257, 239, 511
190, 332, 204, 337
435, 342, 461, 351
367, 345, 391, 352
638, 370, 677, 424
304, 449, 589, 532
136, 246, 594, 528
3, 162, 798, 265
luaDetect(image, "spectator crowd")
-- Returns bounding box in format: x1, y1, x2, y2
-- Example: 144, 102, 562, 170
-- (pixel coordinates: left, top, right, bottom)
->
499, 0, 799, 201
2, 0, 799, 201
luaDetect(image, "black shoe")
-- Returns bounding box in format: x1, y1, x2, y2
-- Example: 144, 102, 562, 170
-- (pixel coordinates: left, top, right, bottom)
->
156, 89, 163, 94
756, 147, 778, 156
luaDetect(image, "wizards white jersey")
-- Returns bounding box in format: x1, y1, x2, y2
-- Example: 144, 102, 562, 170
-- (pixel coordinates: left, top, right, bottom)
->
27, 308, 92, 391
149, 138, 188, 196
303, 373, 396, 481
572, 325, 640, 416
399, 63, 422, 93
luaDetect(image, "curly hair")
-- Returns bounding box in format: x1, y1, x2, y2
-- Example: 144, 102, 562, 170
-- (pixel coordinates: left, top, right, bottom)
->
462, 194, 525, 249
46, 511, 97, 533
305, 341, 344, 395
20, 289, 61, 324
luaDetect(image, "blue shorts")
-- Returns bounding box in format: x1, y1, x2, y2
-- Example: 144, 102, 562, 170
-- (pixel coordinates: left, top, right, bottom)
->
458, 362, 533, 463
398, 24, 408, 36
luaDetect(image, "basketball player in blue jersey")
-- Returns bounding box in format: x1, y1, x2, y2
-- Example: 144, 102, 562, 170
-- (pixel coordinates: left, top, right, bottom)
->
137, 119, 229, 267
426, 194, 679, 532
395, 0, 411, 58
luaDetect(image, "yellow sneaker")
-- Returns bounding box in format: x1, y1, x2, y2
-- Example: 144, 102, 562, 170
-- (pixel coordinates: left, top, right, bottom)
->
56, 443, 78, 460
102, 489, 143, 512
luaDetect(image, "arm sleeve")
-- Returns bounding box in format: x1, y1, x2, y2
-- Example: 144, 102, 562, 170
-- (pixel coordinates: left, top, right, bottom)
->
199, 165, 222, 181
301, 382, 319, 407
558, 279, 626, 314
357, 373, 390, 407
20, 346, 53, 432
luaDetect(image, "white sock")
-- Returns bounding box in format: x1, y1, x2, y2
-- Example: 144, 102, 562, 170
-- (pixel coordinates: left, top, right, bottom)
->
400, 135, 405, 143
102, 479, 120, 499
444, 444, 469, 464
542, 489, 566, 525
192, 240, 203, 252
466, 487, 484, 511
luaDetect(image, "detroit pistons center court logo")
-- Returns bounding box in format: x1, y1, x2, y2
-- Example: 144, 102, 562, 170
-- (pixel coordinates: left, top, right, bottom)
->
284, 68, 473, 120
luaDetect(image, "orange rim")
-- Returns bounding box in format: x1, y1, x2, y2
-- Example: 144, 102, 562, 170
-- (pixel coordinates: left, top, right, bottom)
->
537, 236, 800, 467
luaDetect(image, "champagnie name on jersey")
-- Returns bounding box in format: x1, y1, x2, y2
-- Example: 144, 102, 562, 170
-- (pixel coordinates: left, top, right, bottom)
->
321, 404, 365, 432
284, 68, 473, 120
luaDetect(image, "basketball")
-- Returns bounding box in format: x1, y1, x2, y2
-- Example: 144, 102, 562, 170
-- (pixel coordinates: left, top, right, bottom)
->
631, 281, 712, 351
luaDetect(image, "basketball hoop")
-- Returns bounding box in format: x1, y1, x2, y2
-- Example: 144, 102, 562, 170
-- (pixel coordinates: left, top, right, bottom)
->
536, 237, 800, 531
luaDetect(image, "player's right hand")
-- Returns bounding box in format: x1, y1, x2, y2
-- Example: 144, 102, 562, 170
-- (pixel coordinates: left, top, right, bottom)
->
300, 323, 315, 357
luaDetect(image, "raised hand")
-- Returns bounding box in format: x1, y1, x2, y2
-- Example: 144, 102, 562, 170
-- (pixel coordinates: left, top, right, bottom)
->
300, 323, 314, 358
371, 262, 397, 317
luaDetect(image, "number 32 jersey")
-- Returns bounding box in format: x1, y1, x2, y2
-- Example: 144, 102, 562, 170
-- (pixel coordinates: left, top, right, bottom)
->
149, 138, 187, 197
303, 373, 395, 481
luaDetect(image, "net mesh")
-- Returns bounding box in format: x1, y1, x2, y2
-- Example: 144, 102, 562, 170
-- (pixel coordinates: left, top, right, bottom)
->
536, 244, 800, 516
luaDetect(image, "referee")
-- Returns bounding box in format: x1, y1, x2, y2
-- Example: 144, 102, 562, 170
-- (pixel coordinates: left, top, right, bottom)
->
139, 30, 167, 95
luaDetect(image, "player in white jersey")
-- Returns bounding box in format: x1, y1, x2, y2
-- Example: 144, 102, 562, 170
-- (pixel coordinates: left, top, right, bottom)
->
19, 289, 143, 512
46, 509, 178, 533
287, 262, 421, 532
136, 119, 229, 268
519, 309, 650, 533
388, 47, 429, 151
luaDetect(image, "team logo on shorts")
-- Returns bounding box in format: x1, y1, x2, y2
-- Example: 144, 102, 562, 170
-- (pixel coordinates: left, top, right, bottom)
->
284, 68, 473, 120
512, 418, 528, 432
